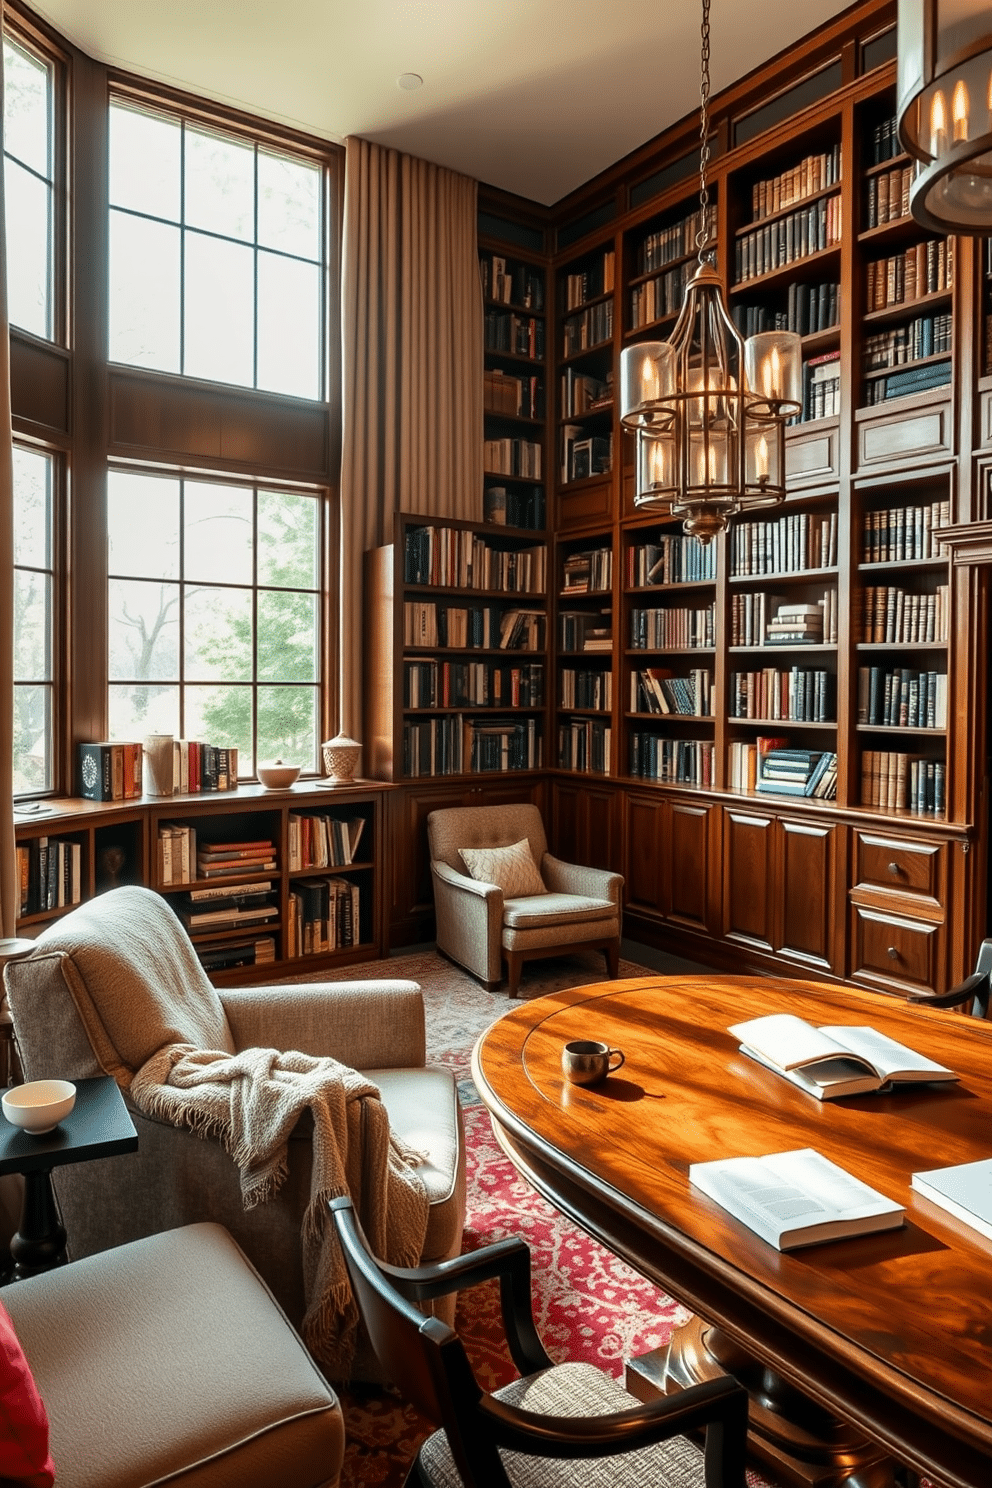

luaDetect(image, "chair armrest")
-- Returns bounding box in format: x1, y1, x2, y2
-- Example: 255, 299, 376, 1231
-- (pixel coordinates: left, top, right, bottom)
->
431, 862, 504, 985
432, 861, 502, 901
219, 981, 426, 1068
541, 854, 622, 908
908, 971, 989, 1015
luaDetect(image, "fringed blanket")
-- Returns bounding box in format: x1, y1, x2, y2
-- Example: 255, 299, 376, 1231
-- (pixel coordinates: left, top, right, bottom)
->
130, 1043, 430, 1377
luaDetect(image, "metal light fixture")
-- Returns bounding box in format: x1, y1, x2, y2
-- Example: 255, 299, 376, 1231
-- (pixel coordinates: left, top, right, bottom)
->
897, 0, 992, 233
620, 0, 801, 543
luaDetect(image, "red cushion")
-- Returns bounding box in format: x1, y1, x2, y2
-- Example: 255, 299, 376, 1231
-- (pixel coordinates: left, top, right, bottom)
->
0, 1299, 54, 1487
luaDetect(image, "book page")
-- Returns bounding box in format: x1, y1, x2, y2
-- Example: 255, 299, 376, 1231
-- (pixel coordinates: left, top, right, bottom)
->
691, 1148, 901, 1244
819, 1026, 955, 1082
729, 1014, 867, 1073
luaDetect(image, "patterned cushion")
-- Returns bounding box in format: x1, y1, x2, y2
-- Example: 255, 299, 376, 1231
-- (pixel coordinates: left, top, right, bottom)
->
418, 1359, 706, 1486
459, 839, 546, 898
502, 893, 615, 929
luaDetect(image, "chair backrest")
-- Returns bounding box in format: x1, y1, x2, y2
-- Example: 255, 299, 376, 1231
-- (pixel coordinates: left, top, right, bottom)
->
427, 803, 548, 875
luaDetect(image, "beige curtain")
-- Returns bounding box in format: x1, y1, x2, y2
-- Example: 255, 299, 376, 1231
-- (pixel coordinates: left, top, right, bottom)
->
0, 17, 18, 938
338, 136, 483, 743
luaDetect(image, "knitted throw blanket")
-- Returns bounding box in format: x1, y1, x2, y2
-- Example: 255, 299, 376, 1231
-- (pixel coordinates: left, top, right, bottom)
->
130, 1043, 430, 1377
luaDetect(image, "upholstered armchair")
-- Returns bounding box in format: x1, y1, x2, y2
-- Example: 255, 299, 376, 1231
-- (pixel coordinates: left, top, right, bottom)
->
4, 886, 465, 1372
427, 803, 622, 996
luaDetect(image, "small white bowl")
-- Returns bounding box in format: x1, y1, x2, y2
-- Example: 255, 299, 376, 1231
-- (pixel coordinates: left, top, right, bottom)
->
257, 760, 301, 790
2, 1080, 77, 1135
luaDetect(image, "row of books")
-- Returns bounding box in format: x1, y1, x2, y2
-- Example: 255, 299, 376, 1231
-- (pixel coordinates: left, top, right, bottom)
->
630, 603, 716, 651
730, 667, 834, 723
563, 249, 615, 310
562, 300, 613, 356
483, 368, 543, 419
560, 428, 611, 484
630, 667, 712, 717
863, 360, 951, 405
178, 885, 278, 935
196, 935, 275, 973
403, 525, 547, 591
865, 238, 953, 311
730, 510, 838, 576
557, 720, 611, 774
735, 195, 842, 284
484, 309, 544, 359
402, 601, 544, 652
797, 352, 840, 422
287, 879, 362, 957
861, 584, 948, 644
749, 145, 841, 222
402, 716, 464, 777
559, 609, 612, 653
560, 368, 612, 417
402, 717, 542, 776
482, 486, 545, 530
732, 280, 838, 339
562, 548, 612, 594
403, 660, 544, 709
867, 114, 901, 166
864, 163, 913, 228
731, 592, 837, 647
16, 836, 82, 917
629, 261, 692, 330
480, 255, 544, 311
77, 741, 143, 801
757, 748, 837, 798
727, 737, 782, 794
287, 813, 366, 872
860, 750, 945, 816
484, 437, 541, 480
862, 499, 949, 563
863, 313, 952, 371
628, 534, 716, 587
561, 667, 612, 712
857, 666, 947, 729
629, 734, 714, 786
636, 203, 715, 275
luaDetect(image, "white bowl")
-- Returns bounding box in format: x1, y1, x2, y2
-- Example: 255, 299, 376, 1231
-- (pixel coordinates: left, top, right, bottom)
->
2, 1080, 77, 1135
257, 760, 301, 790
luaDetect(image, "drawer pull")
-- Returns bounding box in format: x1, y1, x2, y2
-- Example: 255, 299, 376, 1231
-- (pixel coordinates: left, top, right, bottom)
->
887, 946, 900, 960
887, 862, 901, 877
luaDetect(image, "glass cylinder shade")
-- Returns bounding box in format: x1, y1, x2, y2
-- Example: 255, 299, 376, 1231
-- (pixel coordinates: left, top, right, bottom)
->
620, 341, 675, 428
634, 429, 675, 511
666, 260, 746, 505
744, 413, 786, 503
744, 330, 803, 416
898, 0, 992, 232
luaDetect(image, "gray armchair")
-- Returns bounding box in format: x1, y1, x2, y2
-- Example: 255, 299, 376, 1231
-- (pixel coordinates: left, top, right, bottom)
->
427, 803, 622, 996
4, 886, 465, 1373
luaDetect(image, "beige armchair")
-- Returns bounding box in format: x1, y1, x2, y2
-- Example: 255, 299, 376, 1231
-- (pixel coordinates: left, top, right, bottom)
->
427, 803, 622, 996
4, 886, 465, 1374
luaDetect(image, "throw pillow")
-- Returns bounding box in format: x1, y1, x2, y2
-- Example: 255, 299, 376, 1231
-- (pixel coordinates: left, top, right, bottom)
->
459, 838, 546, 898
0, 1300, 55, 1488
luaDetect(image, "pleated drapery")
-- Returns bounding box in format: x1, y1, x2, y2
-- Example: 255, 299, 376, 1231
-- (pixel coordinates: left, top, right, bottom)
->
338, 137, 483, 744
0, 19, 19, 938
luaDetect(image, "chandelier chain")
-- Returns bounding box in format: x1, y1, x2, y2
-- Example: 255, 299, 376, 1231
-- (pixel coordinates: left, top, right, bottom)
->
696, 0, 712, 255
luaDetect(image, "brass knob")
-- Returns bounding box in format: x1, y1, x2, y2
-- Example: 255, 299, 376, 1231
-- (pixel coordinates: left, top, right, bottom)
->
887, 946, 899, 960
887, 862, 900, 876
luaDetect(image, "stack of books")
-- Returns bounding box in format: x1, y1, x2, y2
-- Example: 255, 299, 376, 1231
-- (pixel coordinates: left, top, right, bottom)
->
757, 748, 838, 798
178, 883, 278, 934
195, 839, 278, 881
765, 603, 824, 645
197, 936, 276, 974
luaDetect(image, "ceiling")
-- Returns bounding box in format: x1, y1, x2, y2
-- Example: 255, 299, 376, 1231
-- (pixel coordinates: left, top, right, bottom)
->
30, 0, 856, 205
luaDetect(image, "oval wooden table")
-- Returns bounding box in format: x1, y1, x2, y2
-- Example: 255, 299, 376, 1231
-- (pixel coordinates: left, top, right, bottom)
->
471, 975, 992, 1488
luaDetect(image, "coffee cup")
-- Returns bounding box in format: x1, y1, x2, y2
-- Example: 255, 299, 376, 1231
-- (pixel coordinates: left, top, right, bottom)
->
561, 1039, 625, 1086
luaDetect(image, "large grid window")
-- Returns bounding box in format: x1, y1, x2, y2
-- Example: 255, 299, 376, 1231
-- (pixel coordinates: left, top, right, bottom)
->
3, 33, 54, 339
13, 446, 55, 794
107, 470, 323, 776
108, 99, 324, 399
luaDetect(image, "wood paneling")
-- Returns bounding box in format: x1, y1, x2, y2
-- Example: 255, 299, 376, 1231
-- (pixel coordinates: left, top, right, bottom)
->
10, 333, 69, 437
722, 809, 775, 950
668, 801, 712, 933
779, 819, 837, 970
624, 792, 665, 917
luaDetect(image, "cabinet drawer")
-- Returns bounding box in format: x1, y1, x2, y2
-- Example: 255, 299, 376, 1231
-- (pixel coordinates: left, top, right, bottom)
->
851, 905, 941, 995
854, 832, 943, 906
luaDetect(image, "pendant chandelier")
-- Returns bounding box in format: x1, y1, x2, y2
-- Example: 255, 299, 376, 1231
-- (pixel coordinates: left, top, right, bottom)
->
897, 0, 992, 234
620, 0, 801, 543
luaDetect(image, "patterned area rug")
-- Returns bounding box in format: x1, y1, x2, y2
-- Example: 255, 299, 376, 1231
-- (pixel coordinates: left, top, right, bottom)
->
287, 947, 782, 1488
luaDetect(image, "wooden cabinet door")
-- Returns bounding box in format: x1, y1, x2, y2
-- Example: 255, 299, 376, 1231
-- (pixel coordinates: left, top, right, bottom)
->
778, 818, 842, 974
722, 808, 776, 951
550, 779, 621, 874
667, 800, 715, 934
387, 783, 467, 947
624, 792, 666, 918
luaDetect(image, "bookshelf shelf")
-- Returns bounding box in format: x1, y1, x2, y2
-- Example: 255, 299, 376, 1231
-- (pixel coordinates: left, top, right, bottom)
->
733, 182, 841, 236
730, 244, 841, 294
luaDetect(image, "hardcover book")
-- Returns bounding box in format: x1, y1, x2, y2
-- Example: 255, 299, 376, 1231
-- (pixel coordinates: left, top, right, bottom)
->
729, 1013, 957, 1100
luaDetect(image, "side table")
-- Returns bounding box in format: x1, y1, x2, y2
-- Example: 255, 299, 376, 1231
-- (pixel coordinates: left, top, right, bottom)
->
0, 1075, 138, 1279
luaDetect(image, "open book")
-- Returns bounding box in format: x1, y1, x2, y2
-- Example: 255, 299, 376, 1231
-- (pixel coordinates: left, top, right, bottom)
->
729, 1013, 957, 1100
912, 1158, 992, 1242
690, 1148, 905, 1250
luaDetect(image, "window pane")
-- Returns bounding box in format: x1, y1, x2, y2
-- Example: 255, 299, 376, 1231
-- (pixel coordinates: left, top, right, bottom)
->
3, 38, 49, 175
258, 150, 320, 259
108, 578, 180, 679
184, 684, 251, 760
13, 685, 51, 794
184, 231, 254, 385
14, 570, 51, 681
258, 590, 317, 682
258, 490, 318, 588
257, 251, 320, 399
185, 127, 254, 241
109, 210, 181, 371
256, 685, 318, 770
109, 104, 180, 220
185, 585, 253, 681
4, 158, 50, 337
108, 471, 180, 579
184, 484, 253, 584
109, 682, 179, 740
12, 447, 51, 568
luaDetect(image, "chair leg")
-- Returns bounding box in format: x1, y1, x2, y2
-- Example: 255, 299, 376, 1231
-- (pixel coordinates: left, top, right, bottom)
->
506, 952, 524, 998
604, 940, 620, 979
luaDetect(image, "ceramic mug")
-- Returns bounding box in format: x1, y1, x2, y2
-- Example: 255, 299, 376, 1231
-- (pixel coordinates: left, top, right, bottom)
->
561, 1039, 625, 1086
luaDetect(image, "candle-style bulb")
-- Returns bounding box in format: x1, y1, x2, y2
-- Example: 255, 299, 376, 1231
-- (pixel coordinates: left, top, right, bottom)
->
930, 89, 948, 158
952, 78, 970, 142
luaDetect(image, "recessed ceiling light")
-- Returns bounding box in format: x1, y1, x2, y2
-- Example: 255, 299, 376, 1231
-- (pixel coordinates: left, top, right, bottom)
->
397, 73, 424, 91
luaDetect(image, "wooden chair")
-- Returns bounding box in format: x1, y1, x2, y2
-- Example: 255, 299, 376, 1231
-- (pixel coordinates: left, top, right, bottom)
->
329, 1195, 748, 1488
909, 938, 992, 1018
